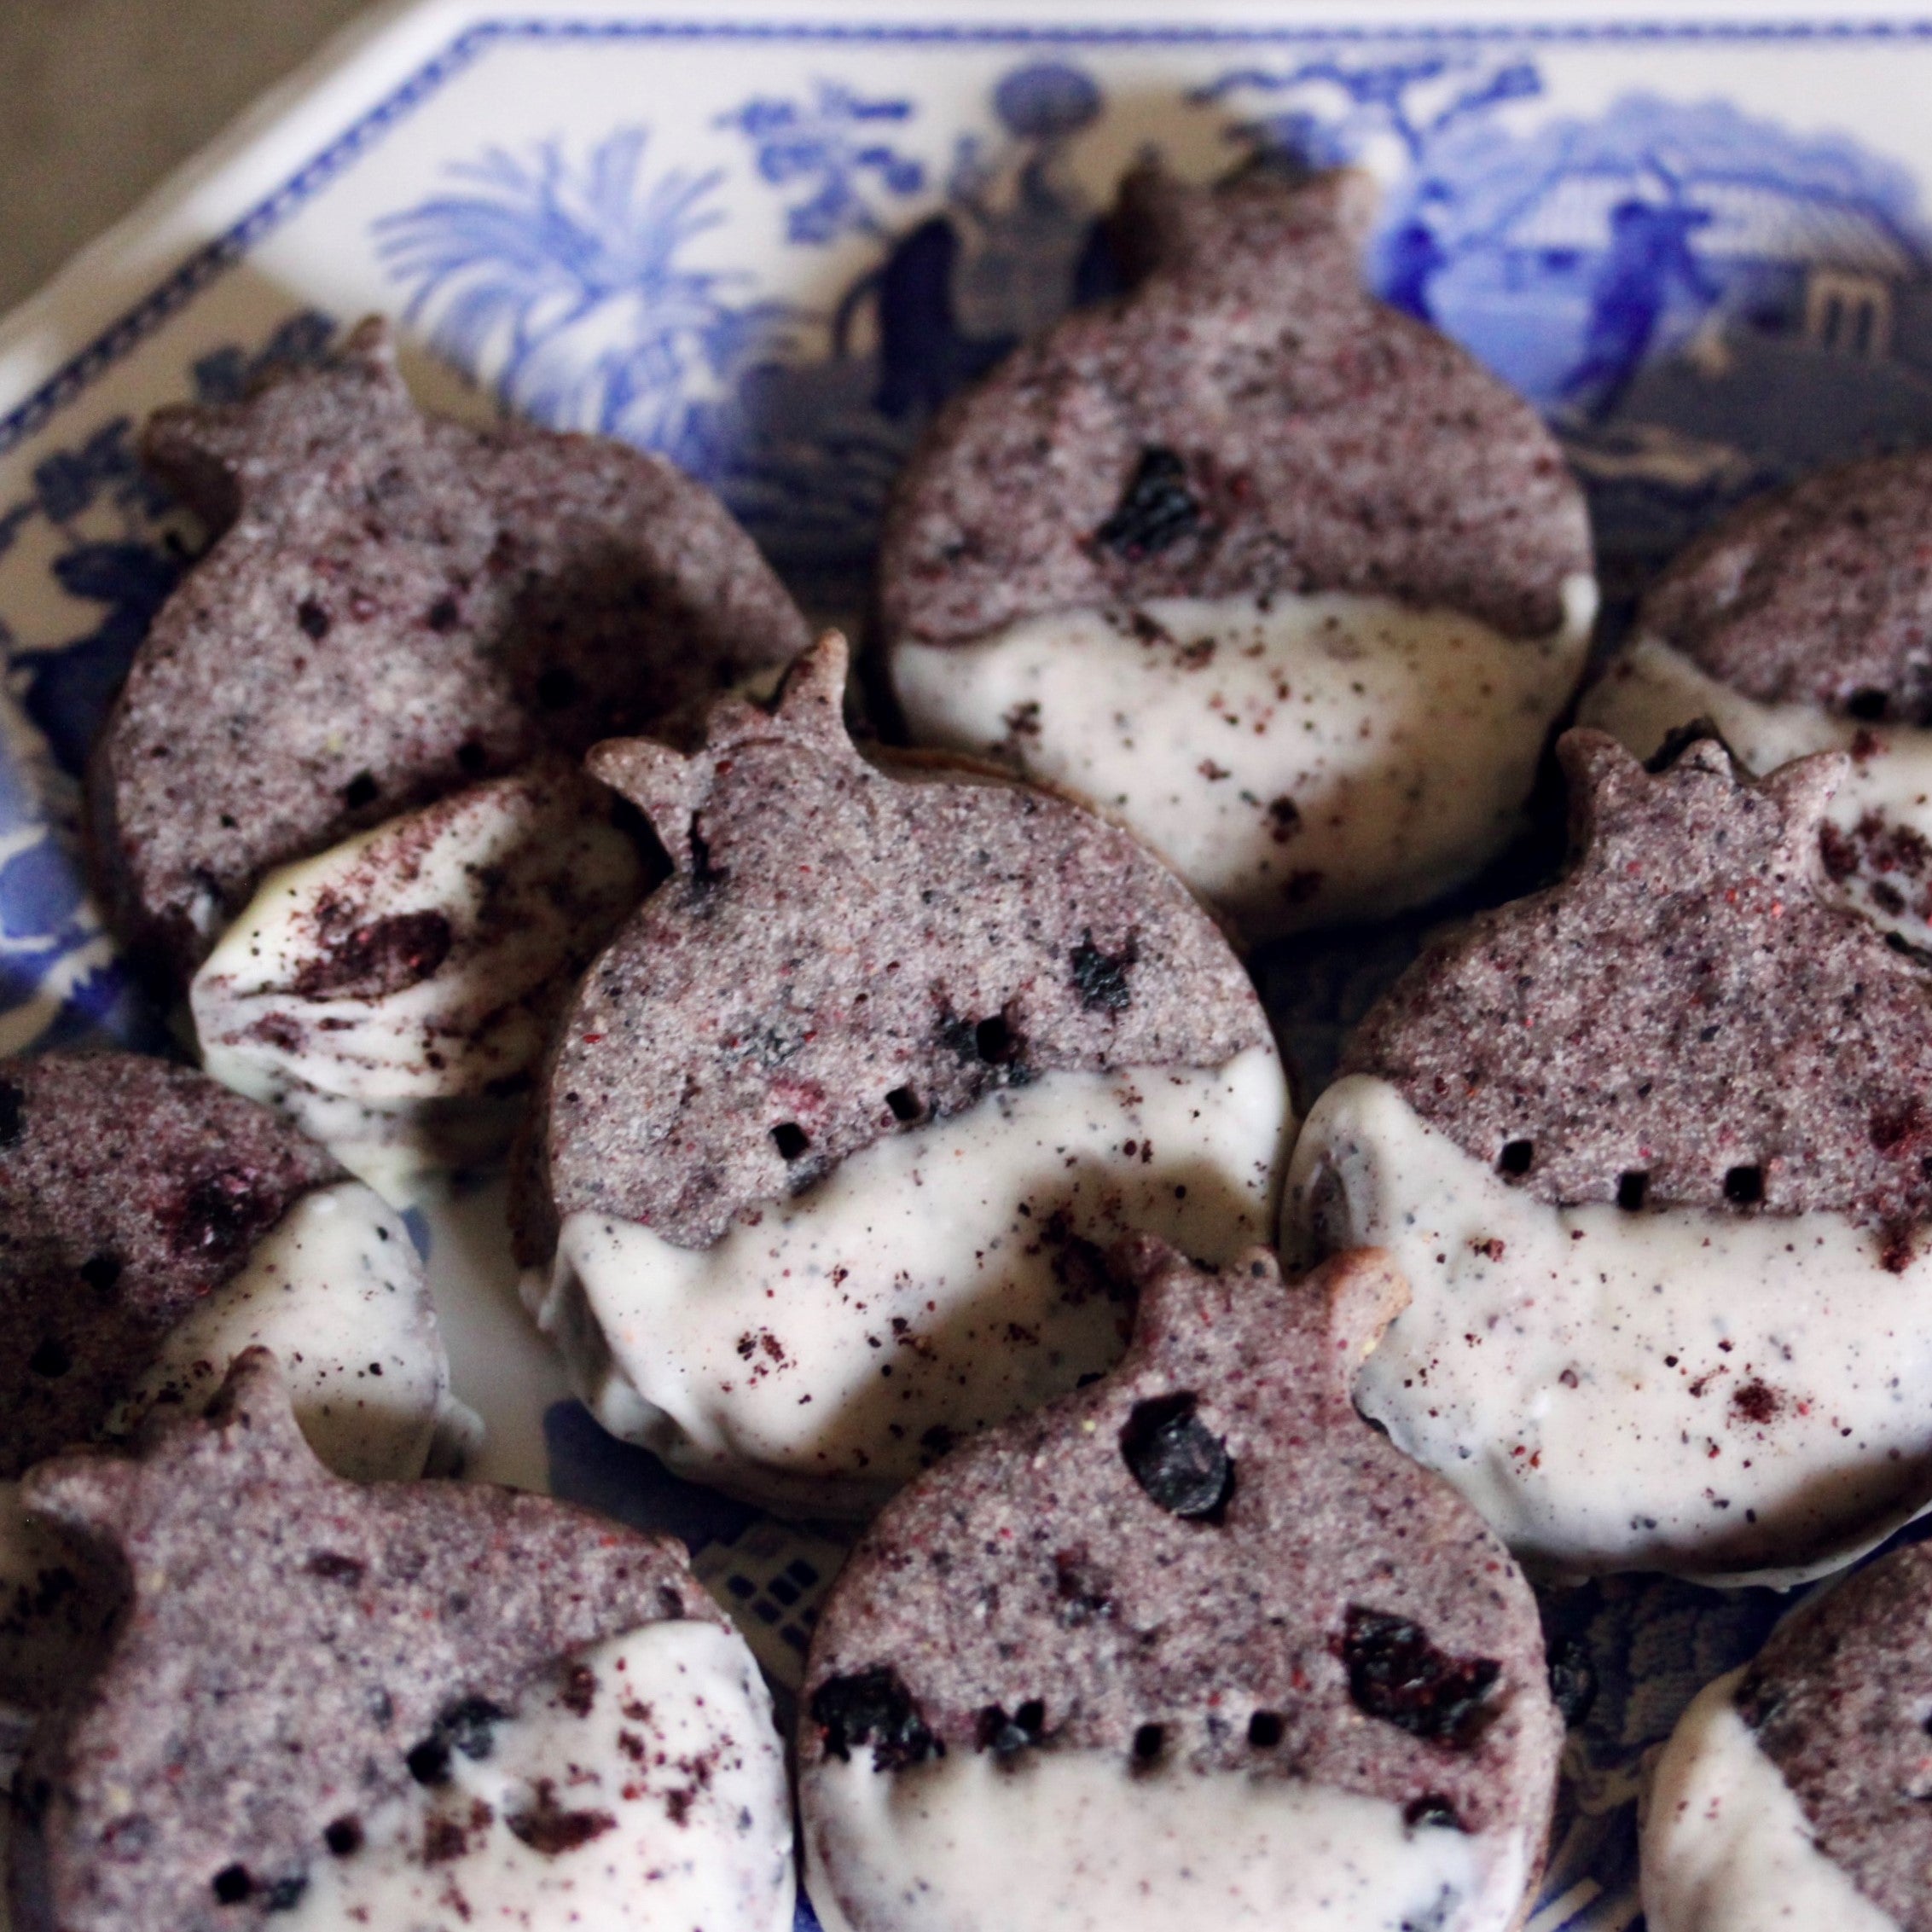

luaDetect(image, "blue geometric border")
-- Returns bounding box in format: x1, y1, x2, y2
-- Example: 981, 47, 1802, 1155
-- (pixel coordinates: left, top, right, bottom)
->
4, 11, 1932, 461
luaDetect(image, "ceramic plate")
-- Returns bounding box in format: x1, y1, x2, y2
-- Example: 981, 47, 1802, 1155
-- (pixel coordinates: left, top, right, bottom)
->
12, 3, 1932, 1922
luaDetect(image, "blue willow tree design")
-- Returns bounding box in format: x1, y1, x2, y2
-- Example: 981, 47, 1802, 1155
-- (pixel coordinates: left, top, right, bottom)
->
1195, 49, 1543, 170
373, 128, 792, 463
715, 80, 925, 245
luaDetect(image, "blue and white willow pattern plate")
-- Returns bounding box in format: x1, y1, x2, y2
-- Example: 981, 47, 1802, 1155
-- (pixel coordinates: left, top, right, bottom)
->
10, 3, 1932, 1922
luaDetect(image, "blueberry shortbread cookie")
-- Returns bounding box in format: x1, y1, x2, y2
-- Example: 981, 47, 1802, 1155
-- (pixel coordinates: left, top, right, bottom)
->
9, 1349, 792, 1932
91, 316, 806, 981
879, 161, 1596, 939
1582, 451, 1932, 948
1643, 1540, 1932, 1932
190, 757, 649, 1187
798, 1234, 1563, 1932
0, 1051, 462, 1710
517, 634, 1291, 1515
1289, 727, 1932, 1579
90, 317, 805, 1167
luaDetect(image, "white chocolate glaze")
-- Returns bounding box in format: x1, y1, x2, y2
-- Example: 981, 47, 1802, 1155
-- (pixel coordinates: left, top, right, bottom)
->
1642, 1668, 1899, 1932
804, 1746, 1529, 1932
107, 1180, 466, 1482
891, 580, 1596, 938
1287, 1076, 1932, 1581
527, 1050, 1291, 1516
192, 771, 643, 1192
287, 1619, 792, 1932
1581, 636, 1932, 949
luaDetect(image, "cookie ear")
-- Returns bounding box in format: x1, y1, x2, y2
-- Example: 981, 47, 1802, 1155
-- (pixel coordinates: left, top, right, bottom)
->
1758, 749, 1848, 860
141, 312, 412, 503
585, 737, 704, 848
19, 1448, 145, 1553
22, 1349, 317, 1557
588, 632, 859, 871
1112, 158, 1379, 287
1558, 722, 1848, 880
1108, 1235, 1408, 1401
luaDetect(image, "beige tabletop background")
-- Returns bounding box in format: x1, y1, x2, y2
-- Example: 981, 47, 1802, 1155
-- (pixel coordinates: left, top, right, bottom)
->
0, 0, 383, 319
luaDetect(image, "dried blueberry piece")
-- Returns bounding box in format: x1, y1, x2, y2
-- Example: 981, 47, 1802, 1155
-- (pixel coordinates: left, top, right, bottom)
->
27, 1339, 71, 1379
537, 665, 581, 711
1095, 448, 1199, 559
0, 1079, 22, 1147
175, 1168, 271, 1260
811, 1665, 940, 1772
975, 1697, 1045, 1756
1341, 1606, 1500, 1745
212, 1865, 252, 1905
264, 1875, 308, 1912
1546, 1638, 1596, 1728
79, 1253, 122, 1295
1120, 1393, 1234, 1520
291, 910, 453, 1001
405, 1733, 452, 1786
441, 1695, 508, 1762
1070, 930, 1137, 1013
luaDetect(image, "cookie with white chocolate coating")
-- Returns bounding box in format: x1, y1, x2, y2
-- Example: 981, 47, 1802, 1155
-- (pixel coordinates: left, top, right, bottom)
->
10, 1350, 792, 1932
88, 315, 807, 982
878, 161, 1596, 941
1643, 1540, 1932, 1932
515, 633, 1291, 1514
798, 1235, 1562, 1932
0, 1051, 339, 1477
1581, 450, 1932, 950
1341, 728, 1932, 1235
1291, 728, 1932, 1579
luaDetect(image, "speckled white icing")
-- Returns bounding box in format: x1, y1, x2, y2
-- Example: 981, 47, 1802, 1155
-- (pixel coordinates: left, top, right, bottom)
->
107, 1179, 467, 1482
287, 1619, 792, 1932
804, 1747, 1529, 1932
1641, 1668, 1900, 1932
890, 579, 1596, 937
1581, 635, 1932, 947
192, 774, 643, 1192
527, 1049, 1291, 1515
1286, 1076, 1932, 1581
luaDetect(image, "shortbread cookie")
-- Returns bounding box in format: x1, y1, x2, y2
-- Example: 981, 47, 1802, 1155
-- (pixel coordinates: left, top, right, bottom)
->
191, 757, 650, 1188
89, 316, 808, 980
519, 633, 1291, 1514
0, 1051, 461, 1710
10, 1350, 792, 1932
798, 1235, 1562, 1932
1289, 727, 1932, 1578
879, 162, 1596, 938
1581, 450, 1932, 948
1643, 1540, 1932, 1932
